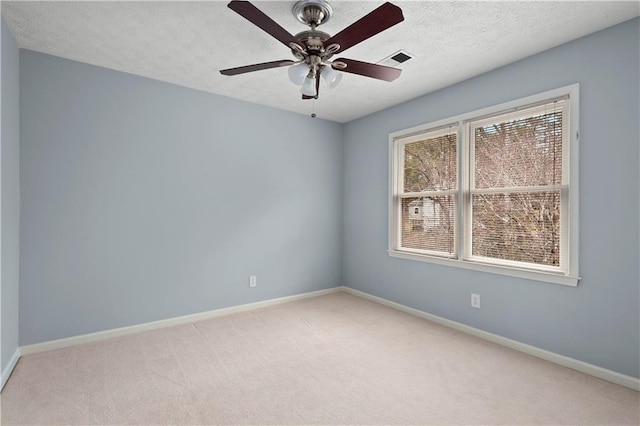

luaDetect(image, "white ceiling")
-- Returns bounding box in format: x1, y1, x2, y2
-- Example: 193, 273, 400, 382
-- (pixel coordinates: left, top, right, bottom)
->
2, 1, 638, 123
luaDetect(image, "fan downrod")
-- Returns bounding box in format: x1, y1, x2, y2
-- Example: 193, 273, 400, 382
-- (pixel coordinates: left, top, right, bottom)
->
292, 0, 333, 27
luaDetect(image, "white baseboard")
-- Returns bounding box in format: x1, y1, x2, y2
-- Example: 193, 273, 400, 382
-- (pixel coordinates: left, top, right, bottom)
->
20, 286, 344, 356
1, 347, 21, 391
343, 287, 640, 391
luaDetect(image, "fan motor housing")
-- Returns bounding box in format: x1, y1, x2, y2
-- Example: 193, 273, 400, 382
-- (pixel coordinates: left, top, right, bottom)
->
295, 30, 330, 51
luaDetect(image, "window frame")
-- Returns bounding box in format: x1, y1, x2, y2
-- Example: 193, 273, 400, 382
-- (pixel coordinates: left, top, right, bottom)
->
388, 84, 580, 287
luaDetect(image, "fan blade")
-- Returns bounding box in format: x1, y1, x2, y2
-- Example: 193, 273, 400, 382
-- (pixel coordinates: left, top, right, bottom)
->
302, 74, 321, 100
228, 1, 298, 48
333, 58, 401, 82
220, 60, 294, 76
325, 2, 404, 54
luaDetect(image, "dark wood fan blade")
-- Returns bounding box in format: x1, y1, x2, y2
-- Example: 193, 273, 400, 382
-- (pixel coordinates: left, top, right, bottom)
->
220, 60, 294, 76
228, 1, 298, 48
325, 2, 404, 54
333, 58, 401, 81
302, 74, 321, 100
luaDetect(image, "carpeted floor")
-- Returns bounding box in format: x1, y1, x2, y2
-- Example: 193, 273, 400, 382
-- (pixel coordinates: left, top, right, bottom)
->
1, 291, 639, 425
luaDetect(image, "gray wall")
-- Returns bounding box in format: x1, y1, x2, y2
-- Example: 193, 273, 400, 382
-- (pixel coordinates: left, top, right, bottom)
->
343, 18, 640, 378
19, 51, 343, 345
1, 17, 20, 373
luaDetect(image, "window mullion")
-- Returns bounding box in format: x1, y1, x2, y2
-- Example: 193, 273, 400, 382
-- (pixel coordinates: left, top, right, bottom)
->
458, 120, 467, 261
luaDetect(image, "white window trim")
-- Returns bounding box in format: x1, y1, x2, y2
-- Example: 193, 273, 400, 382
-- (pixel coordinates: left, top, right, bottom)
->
388, 84, 580, 287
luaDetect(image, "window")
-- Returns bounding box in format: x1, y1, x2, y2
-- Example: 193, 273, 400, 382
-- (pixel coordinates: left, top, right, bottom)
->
389, 85, 579, 286
399, 125, 458, 258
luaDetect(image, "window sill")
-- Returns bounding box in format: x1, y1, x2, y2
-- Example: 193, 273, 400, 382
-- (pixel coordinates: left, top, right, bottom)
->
388, 250, 580, 287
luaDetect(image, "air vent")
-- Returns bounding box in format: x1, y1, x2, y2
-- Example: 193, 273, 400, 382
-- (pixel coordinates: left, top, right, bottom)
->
377, 49, 414, 68
391, 52, 412, 63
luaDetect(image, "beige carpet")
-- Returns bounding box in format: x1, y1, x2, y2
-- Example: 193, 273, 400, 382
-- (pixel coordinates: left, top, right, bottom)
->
1, 292, 638, 425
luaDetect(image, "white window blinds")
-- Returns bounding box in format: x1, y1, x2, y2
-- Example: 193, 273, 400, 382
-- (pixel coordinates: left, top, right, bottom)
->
398, 125, 458, 257
467, 98, 568, 271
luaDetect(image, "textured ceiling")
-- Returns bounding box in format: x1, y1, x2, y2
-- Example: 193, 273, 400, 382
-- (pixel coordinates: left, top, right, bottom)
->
2, 1, 638, 123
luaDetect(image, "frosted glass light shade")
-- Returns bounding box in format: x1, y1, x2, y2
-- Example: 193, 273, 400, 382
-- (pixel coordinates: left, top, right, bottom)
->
328, 72, 342, 89
288, 63, 309, 85
301, 76, 317, 96
321, 65, 339, 84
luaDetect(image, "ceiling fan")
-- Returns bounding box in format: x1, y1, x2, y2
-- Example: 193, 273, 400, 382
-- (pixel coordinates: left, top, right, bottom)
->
219, 0, 404, 100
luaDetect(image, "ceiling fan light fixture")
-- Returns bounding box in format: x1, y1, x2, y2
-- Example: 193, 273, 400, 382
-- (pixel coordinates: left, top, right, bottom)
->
301, 75, 317, 96
328, 72, 342, 89
321, 65, 340, 86
288, 62, 309, 85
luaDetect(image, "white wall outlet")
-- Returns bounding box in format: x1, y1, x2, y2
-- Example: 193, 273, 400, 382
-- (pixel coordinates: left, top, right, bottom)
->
249, 275, 257, 288
471, 293, 480, 309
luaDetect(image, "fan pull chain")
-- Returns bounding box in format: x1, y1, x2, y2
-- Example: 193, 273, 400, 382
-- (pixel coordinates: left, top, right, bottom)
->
311, 99, 317, 118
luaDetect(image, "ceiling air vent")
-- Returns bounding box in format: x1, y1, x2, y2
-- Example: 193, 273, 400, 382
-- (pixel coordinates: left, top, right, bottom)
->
378, 50, 414, 68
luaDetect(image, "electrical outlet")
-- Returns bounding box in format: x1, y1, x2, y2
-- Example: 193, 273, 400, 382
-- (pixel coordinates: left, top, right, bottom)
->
471, 293, 480, 309
249, 275, 257, 288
